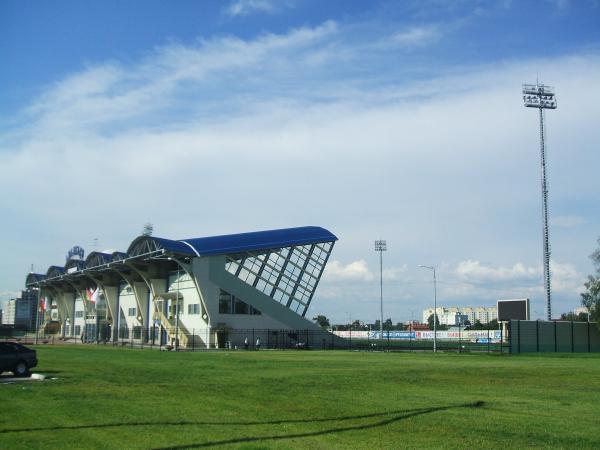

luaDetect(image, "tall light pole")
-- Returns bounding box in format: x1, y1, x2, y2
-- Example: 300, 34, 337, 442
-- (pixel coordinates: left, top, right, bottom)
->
419, 265, 437, 353
523, 82, 557, 321
374, 240, 387, 339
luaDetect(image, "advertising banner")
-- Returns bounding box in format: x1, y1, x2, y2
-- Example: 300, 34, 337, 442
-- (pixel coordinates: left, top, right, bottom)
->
333, 330, 369, 339
415, 330, 501, 341
333, 329, 501, 342
369, 331, 416, 340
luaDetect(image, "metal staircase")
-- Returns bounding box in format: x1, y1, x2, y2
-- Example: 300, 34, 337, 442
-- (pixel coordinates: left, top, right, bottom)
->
153, 308, 190, 348
152, 293, 206, 348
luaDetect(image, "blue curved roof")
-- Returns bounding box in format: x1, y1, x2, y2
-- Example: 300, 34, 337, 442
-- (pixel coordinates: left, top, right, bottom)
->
152, 237, 198, 255
126, 236, 195, 256
46, 265, 65, 277
26, 273, 46, 285
85, 252, 113, 266
181, 226, 337, 256
111, 251, 128, 260
126, 226, 337, 258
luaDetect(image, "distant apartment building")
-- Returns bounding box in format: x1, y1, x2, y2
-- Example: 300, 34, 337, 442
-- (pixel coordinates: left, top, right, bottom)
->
422, 306, 497, 326
3, 299, 16, 325
1, 290, 38, 329
573, 306, 589, 317
16, 289, 38, 329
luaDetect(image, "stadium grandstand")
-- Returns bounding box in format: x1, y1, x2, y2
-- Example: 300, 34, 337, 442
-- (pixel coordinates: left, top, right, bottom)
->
25, 226, 338, 349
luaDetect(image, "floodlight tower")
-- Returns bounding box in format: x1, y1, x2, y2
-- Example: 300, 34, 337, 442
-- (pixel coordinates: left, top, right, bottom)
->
419, 265, 437, 353
522, 82, 557, 321
374, 240, 387, 338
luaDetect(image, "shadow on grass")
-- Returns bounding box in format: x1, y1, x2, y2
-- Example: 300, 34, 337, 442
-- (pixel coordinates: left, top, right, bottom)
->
0, 401, 484, 447
152, 401, 485, 449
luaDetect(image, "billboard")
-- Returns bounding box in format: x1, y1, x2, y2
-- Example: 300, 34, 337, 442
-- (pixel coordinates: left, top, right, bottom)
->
497, 298, 530, 321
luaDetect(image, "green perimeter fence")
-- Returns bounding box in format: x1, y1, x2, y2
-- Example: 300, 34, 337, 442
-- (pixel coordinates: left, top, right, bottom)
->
509, 320, 600, 353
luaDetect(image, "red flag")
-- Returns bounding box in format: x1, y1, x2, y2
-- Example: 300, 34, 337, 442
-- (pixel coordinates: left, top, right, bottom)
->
86, 287, 99, 305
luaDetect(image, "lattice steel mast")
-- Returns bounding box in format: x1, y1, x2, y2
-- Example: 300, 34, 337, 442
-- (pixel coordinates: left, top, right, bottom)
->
522, 82, 557, 321
374, 240, 387, 337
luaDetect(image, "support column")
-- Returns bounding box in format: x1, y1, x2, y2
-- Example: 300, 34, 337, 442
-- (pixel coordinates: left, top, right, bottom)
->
132, 281, 150, 330
62, 292, 76, 337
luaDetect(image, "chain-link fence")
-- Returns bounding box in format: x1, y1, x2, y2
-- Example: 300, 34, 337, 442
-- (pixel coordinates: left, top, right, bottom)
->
1, 324, 508, 353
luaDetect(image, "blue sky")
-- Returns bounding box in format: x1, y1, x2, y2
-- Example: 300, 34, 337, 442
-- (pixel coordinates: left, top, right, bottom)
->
1, 0, 599, 322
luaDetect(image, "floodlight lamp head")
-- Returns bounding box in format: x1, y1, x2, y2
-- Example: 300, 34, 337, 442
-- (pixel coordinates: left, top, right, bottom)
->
522, 83, 557, 109
374, 240, 387, 252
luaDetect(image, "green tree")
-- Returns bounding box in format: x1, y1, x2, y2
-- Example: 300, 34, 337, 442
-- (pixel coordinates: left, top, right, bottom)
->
427, 314, 440, 330
312, 315, 330, 328
581, 237, 600, 328
560, 312, 588, 321
486, 319, 499, 330
351, 320, 363, 330
561, 312, 577, 321
471, 319, 484, 330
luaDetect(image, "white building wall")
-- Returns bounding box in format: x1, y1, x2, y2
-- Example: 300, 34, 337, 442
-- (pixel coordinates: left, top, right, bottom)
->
118, 283, 140, 331
73, 297, 86, 337
3, 299, 16, 325
167, 270, 208, 333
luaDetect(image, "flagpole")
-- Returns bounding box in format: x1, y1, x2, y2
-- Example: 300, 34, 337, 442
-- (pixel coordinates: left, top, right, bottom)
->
35, 288, 41, 345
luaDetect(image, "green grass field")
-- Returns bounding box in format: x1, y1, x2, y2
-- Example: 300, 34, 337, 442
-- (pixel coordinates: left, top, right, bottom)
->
1, 346, 599, 449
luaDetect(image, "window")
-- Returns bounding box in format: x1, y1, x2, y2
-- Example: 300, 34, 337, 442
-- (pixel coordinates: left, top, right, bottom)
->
74, 325, 81, 336
219, 298, 231, 314
133, 326, 142, 339
219, 290, 232, 314
188, 304, 200, 315
128, 307, 136, 317
234, 299, 249, 315
75, 310, 84, 318
218, 289, 260, 315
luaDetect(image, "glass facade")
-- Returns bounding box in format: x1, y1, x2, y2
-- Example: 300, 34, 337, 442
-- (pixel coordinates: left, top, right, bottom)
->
224, 241, 333, 317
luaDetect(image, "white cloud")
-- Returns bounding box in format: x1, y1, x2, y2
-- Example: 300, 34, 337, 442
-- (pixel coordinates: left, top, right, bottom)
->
323, 260, 408, 283
389, 25, 441, 47
323, 260, 374, 282
551, 261, 585, 295
225, 0, 292, 17
383, 265, 409, 281
550, 215, 587, 227
450, 259, 584, 297
455, 260, 540, 283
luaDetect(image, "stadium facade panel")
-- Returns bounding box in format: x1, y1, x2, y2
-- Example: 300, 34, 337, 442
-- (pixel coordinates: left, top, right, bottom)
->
25, 226, 337, 348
